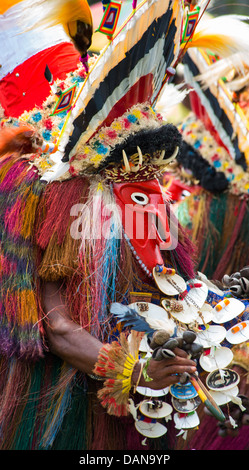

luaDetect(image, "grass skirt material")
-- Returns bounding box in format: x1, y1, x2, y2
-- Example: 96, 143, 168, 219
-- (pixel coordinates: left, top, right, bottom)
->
0, 155, 196, 449
176, 189, 249, 280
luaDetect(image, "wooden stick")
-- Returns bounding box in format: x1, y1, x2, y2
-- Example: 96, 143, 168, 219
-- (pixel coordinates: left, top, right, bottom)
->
190, 374, 226, 423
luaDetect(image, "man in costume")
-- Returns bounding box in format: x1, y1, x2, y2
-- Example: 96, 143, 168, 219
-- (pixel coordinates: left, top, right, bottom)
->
0, 0, 249, 451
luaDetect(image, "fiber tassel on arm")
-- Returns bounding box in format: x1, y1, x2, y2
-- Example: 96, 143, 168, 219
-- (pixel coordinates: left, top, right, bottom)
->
93, 330, 144, 417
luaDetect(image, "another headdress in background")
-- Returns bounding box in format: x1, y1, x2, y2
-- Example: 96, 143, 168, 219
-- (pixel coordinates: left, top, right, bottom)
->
182, 14, 249, 170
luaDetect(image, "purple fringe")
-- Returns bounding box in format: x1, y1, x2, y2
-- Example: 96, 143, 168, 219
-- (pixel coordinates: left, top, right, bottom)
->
187, 415, 249, 450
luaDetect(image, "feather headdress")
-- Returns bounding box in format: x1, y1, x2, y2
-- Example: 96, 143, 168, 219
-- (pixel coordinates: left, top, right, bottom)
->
16, 0, 93, 56
37, 0, 184, 182
188, 15, 249, 89
17, 0, 93, 30
182, 14, 249, 167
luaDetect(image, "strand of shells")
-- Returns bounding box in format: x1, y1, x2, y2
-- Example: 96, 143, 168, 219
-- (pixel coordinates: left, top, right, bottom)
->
222, 266, 249, 298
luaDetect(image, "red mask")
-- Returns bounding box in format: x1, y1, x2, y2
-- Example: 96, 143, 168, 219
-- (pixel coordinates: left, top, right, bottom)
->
113, 179, 172, 276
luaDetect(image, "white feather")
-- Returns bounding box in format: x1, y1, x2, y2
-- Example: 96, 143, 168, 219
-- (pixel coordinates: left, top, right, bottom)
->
226, 71, 249, 92
190, 15, 249, 89
191, 14, 249, 58
156, 83, 191, 119
195, 52, 249, 89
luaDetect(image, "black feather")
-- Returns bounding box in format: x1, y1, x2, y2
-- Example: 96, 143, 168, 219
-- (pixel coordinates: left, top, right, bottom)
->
110, 302, 155, 334
44, 65, 53, 84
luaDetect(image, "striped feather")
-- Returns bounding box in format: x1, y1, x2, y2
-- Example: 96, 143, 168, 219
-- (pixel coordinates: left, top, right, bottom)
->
48, 0, 183, 167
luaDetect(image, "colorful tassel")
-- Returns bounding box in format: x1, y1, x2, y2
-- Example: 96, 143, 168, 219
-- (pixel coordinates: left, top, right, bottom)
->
94, 331, 143, 416
0, 157, 45, 360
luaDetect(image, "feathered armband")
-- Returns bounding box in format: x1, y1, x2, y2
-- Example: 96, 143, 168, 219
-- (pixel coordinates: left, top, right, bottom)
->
93, 331, 144, 416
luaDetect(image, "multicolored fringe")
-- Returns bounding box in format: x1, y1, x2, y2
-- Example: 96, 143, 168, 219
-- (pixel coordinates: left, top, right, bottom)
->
176, 189, 249, 280
0, 155, 198, 449
94, 331, 143, 416
0, 155, 45, 360
35, 176, 132, 341
0, 354, 89, 450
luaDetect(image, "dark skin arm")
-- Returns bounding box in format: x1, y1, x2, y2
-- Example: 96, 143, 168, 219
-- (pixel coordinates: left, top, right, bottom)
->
43, 281, 197, 389
43, 281, 103, 375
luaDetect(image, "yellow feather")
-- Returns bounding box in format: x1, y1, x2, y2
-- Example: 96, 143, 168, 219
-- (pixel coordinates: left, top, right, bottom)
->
17, 0, 93, 56
67, 21, 78, 38
18, 0, 92, 33
42, 0, 93, 28
186, 15, 249, 58
186, 33, 237, 57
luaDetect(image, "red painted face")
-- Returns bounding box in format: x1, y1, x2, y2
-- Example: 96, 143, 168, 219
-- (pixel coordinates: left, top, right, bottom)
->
113, 179, 172, 275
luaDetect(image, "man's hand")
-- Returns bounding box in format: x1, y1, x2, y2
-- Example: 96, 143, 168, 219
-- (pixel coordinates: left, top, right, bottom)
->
132, 347, 197, 390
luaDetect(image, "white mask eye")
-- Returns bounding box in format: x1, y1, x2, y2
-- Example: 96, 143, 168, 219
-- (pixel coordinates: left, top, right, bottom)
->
131, 192, 149, 205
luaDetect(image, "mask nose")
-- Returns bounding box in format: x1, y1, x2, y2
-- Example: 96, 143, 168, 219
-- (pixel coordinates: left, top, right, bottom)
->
147, 206, 171, 250
131, 203, 171, 249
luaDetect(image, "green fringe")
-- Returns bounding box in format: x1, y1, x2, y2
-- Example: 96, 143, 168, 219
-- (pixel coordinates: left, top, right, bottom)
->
10, 356, 88, 450
177, 191, 249, 279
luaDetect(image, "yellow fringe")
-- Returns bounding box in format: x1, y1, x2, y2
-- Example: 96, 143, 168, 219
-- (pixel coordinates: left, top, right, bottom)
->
38, 230, 80, 281
20, 189, 40, 240
17, 289, 39, 327
0, 156, 19, 183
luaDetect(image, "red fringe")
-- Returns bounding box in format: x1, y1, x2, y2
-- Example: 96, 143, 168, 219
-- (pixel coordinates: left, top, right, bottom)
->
35, 176, 89, 249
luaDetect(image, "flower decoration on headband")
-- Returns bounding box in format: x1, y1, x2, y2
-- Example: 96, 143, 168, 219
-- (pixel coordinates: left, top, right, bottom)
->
68, 104, 182, 179
177, 115, 249, 195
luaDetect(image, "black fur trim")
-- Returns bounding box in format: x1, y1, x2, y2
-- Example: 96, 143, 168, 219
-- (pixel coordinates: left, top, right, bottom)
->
177, 141, 229, 193
98, 123, 182, 170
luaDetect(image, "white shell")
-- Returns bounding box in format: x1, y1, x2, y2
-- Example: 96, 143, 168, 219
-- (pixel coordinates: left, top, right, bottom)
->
138, 335, 152, 353
129, 302, 176, 334
173, 411, 200, 429
199, 347, 233, 372
136, 386, 169, 397
171, 396, 201, 413
152, 268, 187, 295
226, 321, 249, 344
209, 386, 239, 406
185, 279, 208, 309
161, 298, 199, 324
197, 272, 224, 296
206, 369, 240, 391
194, 325, 227, 348
196, 303, 214, 325
212, 298, 245, 324
139, 401, 173, 419
135, 420, 167, 438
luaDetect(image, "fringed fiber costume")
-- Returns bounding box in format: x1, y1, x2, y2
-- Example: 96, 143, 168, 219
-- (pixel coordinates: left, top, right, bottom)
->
0, 0, 249, 452
161, 13, 249, 450
164, 18, 249, 280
